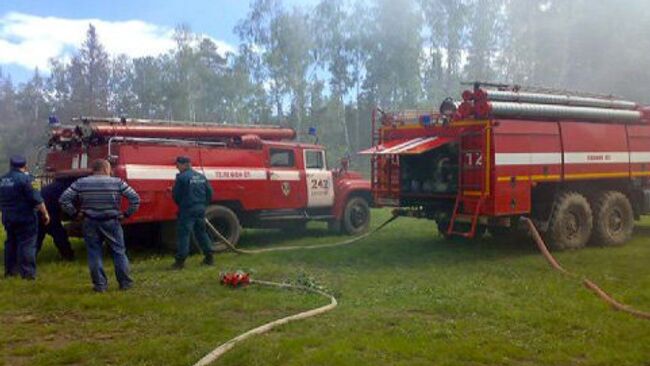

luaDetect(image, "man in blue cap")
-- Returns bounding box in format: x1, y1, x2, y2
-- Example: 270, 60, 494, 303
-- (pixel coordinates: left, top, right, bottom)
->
171, 156, 214, 269
0, 155, 50, 279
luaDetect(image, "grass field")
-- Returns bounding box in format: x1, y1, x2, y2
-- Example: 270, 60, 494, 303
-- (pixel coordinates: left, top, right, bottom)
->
1, 210, 650, 366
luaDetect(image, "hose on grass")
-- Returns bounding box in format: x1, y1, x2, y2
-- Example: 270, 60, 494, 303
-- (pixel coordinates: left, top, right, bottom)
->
205, 214, 399, 255
193, 216, 398, 365
522, 217, 650, 320
192, 279, 337, 366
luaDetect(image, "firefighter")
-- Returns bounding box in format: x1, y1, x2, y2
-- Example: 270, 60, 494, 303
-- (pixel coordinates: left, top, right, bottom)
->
36, 176, 75, 261
59, 159, 140, 292
171, 156, 214, 269
0, 155, 50, 279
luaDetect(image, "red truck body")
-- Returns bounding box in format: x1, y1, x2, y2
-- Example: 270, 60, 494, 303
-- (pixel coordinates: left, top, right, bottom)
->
365, 85, 650, 249
43, 118, 371, 247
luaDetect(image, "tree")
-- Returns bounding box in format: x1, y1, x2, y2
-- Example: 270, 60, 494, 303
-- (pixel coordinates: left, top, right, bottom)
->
109, 55, 137, 117
314, 0, 353, 152
464, 0, 506, 82
363, 0, 423, 108
67, 24, 111, 116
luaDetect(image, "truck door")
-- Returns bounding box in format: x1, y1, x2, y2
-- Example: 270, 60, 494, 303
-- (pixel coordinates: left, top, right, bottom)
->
268, 148, 303, 209
304, 149, 335, 207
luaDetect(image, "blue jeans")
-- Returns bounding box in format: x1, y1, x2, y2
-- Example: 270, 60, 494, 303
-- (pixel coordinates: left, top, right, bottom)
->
83, 219, 132, 290
3, 217, 38, 279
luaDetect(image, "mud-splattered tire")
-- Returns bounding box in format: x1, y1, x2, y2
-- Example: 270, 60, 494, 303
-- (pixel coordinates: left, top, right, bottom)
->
206, 205, 241, 251
342, 197, 371, 235
546, 192, 593, 250
590, 191, 634, 246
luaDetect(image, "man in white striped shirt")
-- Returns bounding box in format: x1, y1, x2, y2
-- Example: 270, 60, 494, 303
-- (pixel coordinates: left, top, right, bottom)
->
60, 159, 140, 292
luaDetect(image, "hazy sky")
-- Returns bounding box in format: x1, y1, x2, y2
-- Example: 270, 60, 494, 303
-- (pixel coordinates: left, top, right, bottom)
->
0, 0, 312, 82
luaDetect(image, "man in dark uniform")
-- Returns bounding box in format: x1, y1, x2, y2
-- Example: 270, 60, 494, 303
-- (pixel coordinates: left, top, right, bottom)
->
36, 177, 75, 261
171, 156, 214, 269
0, 155, 50, 279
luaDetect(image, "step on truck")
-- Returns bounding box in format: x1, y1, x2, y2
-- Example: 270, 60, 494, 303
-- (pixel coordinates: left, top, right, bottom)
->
363, 83, 650, 249
42, 117, 371, 249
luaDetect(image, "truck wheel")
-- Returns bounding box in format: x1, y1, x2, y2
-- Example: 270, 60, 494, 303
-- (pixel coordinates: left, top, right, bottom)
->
546, 192, 593, 250
590, 191, 634, 246
206, 205, 241, 251
342, 197, 371, 235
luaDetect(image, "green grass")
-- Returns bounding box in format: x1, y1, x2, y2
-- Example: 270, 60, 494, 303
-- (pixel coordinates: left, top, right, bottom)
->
1, 210, 650, 366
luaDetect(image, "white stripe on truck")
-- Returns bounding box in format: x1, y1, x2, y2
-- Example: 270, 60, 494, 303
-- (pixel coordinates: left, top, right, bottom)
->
495, 151, 650, 166
126, 164, 272, 181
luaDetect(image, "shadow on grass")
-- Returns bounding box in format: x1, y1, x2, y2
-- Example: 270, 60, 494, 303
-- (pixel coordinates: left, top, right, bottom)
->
237, 225, 541, 272
632, 225, 650, 237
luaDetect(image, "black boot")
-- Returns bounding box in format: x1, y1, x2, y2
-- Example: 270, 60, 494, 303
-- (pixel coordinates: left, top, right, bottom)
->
202, 254, 214, 266
170, 259, 185, 270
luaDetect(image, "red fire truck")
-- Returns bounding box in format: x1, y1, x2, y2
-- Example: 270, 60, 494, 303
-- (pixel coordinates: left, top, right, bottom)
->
42, 117, 371, 248
363, 83, 650, 249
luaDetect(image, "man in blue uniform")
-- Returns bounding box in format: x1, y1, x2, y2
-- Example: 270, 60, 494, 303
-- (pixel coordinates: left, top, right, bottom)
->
59, 159, 140, 292
171, 156, 214, 269
36, 177, 75, 261
0, 155, 50, 279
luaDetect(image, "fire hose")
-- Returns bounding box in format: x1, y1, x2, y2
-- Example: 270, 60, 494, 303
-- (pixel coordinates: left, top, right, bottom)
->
522, 217, 650, 320
193, 215, 398, 365
192, 278, 337, 366
205, 214, 399, 254
193, 216, 647, 366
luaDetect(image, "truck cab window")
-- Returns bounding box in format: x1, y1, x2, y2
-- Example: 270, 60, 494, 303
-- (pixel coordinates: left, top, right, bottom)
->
305, 150, 325, 170
270, 149, 295, 167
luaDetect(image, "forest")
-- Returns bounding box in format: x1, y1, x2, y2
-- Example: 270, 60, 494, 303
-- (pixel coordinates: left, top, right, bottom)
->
1, 0, 650, 169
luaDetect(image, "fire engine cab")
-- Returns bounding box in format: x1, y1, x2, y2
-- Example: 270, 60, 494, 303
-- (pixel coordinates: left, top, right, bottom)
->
364, 83, 650, 249
43, 117, 371, 248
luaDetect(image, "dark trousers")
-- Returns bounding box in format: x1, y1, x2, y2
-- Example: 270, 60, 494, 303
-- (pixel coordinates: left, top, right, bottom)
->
3, 218, 38, 279
83, 218, 133, 290
176, 214, 213, 261
37, 219, 74, 260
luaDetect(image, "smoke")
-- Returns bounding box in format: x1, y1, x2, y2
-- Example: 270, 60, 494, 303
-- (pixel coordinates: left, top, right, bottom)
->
502, 0, 650, 103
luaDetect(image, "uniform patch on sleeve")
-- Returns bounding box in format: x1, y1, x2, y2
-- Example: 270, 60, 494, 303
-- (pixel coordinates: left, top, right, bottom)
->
30, 179, 41, 190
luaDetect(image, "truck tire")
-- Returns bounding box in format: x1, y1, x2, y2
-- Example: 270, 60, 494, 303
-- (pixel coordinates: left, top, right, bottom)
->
590, 191, 634, 246
342, 196, 371, 235
546, 192, 593, 250
206, 205, 241, 251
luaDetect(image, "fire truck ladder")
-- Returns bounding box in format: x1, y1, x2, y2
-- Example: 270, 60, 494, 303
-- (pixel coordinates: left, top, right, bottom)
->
446, 129, 489, 238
